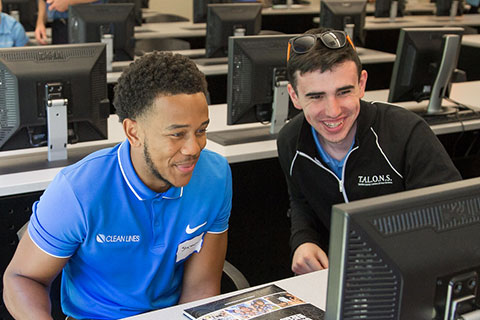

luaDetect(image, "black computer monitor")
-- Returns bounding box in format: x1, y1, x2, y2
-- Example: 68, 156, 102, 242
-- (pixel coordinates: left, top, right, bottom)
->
207, 34, 300, 146
68, 3, 135, 61
0, 43, 109, 161
193, 0, 258, 23
107, 0, 142, 26
319, 0, 367, 46
436, 0, 464, 16
326, 177, 480, 320
205, 3, 262, 58
388, 27, 464, 115
374, 0, 405, 17
1, 0, 37, 31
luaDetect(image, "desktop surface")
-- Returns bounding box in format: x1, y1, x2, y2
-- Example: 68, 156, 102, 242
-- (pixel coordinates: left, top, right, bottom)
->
122, 270, 329, 320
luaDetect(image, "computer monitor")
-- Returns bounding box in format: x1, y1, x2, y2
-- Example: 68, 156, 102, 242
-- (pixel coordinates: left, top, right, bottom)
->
319, 0, 367, 46
1, 0, 37, 31
205, 3, 262, 58
107, 0, 142, 26
0, 43, 109, 162
388, 27, 464, 115
436, 0, 463, 16
374, 0, 405, 17
207, 34, 300, 146
193, 0, 258, 23
68, 3, 135, 61
326, 177, 480, 320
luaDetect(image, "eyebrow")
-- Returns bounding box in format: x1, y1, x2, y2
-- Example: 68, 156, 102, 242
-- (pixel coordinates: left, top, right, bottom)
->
166, 119, 210, 131
304, 85, 355, 97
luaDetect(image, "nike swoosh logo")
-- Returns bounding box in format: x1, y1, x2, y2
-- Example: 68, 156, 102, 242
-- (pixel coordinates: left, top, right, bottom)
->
186, 221, 207, 234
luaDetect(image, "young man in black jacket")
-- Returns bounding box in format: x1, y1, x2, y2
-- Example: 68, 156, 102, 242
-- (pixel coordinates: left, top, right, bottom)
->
276, 28, 462, 275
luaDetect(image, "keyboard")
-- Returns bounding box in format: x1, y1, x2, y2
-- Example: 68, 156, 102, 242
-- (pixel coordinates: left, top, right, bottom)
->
420, 109, 480, 126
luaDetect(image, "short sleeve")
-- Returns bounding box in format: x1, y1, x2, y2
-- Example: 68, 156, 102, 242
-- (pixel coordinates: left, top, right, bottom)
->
207, 158, 232, 234
12, 21, 28, 47
28, 172, 86, 258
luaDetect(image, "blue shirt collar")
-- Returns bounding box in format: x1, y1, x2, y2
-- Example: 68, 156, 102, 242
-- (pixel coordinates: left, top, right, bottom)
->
117, 140, 183, 201
311, 126, 355, 179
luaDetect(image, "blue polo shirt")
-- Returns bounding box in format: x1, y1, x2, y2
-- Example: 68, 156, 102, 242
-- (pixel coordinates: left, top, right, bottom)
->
312, 126, 355, 179
0, 13, 28, 47
28, 140, 232, 319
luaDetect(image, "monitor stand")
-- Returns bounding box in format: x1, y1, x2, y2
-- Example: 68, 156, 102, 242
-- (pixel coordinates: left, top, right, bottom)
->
424, 34, 461, 115
207, 69, 290, 146
45, 83, 68, 162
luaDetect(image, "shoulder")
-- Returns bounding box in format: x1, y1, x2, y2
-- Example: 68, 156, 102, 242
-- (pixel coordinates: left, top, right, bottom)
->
194, 149, 231, 179
361, 100, 426, 133
0, 13, 17, 29
59, 145, 120, 185
278, 112, 304, 147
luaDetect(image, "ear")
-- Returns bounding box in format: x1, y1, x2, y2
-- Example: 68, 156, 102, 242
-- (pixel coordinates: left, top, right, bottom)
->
287, 83, 303, 110
123, 118, 142, 148
358, 70, 368, 99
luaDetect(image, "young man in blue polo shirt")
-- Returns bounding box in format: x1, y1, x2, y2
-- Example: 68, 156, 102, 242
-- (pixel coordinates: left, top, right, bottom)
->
3, 52, 232, 319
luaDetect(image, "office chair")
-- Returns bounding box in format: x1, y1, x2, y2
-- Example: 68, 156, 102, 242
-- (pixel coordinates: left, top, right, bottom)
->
143, 13, 189, 23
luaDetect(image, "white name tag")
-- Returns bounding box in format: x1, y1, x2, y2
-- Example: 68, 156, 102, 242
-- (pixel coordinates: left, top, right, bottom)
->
176, 233, 204, 263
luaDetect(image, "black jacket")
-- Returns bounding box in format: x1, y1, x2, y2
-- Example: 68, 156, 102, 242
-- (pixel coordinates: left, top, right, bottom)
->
277, 100, 462, 253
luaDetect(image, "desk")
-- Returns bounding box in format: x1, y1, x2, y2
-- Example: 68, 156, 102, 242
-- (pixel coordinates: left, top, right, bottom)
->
363, 13, 480, 53
123, 270, 329, 320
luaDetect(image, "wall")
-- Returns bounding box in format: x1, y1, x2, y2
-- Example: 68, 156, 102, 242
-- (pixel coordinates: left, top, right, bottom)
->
149, 0, 193, 21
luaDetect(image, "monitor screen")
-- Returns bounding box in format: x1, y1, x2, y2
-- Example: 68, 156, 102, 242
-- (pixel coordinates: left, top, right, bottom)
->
374, 0, 405, 17
1, 0, 37, 31
68, 3, 135, 61
388, 27, 464, 113
205, 3, 262, 58
107, 0, 142, 26
206, 34, 300, 146
0, 43, 109, 155
319, 0, 367, 46
193, 0, 231, 23
326, 177, 480, 320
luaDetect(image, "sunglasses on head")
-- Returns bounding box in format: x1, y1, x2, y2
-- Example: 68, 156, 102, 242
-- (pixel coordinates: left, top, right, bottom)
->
287, 30, 355, 62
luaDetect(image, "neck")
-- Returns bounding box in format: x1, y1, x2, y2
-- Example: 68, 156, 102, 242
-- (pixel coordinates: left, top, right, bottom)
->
318, 122, 357, 161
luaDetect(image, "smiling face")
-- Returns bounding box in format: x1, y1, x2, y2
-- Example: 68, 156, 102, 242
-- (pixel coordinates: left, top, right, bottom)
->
126, 92, 209, 193
288, 60, 367, 157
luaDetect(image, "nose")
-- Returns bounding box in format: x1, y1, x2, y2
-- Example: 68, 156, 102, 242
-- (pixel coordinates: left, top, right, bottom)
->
324, 96, 342, 119
181, 135, 204, 156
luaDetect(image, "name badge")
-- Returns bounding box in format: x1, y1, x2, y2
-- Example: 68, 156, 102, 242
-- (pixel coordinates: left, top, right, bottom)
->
176, 233, 204, 263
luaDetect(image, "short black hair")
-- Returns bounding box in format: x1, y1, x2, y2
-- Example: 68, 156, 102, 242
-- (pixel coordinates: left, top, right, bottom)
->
287, 27, 362, 91
113, 51, 208, 122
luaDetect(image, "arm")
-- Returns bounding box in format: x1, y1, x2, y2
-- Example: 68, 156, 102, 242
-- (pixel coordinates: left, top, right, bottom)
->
46, 0, 99, 13
3, 233, 68, 320
402, 119, 462, 189
178, 231, 228, 304
35, 0, 48, 44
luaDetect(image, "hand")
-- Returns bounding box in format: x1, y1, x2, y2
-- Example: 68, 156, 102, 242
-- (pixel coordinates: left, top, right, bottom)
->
46, 0, 70, 12
35, 23, 48, 45
291, 242, 329, 275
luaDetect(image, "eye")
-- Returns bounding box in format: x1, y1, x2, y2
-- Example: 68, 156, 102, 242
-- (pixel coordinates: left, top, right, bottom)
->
170, 132, 185, 138
196, 127, 207, 135
338, 89, 352, 96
